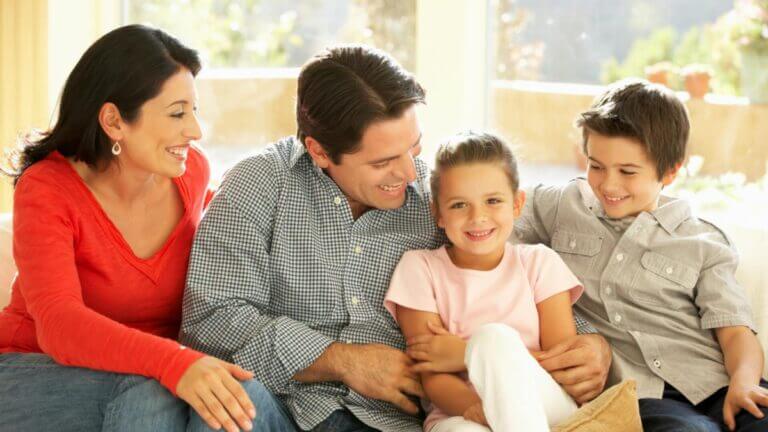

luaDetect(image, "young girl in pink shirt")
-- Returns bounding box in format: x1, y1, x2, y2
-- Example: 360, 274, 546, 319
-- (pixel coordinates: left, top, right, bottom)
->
385, 131, 583, 431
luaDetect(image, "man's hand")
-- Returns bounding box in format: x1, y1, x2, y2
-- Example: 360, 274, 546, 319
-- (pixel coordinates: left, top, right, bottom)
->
338, 343, 425, 415
533, 334, 611, 404
407, 320, 467, 373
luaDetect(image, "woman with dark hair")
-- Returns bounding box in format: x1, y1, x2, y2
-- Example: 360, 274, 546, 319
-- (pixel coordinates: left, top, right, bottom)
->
0, 25, 257, 432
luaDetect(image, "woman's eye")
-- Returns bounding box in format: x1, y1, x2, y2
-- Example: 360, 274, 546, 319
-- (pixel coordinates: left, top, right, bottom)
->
171, 112, 185, 118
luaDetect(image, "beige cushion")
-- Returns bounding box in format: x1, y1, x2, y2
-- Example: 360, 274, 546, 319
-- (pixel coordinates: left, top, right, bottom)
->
553, 380, 642, 432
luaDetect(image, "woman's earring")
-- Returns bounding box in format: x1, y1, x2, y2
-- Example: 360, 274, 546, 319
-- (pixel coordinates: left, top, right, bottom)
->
111, 141, 122, 156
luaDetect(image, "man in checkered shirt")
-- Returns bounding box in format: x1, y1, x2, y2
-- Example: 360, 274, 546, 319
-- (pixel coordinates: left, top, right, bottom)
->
181, 45, 612, 432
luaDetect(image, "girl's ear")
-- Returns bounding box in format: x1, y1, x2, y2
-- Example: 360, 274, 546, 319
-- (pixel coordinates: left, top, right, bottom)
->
431, 202, 445, 228
513, 189, 526, 218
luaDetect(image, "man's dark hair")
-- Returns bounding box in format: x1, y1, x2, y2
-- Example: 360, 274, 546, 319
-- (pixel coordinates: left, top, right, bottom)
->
296, 45, 425, 164
576, 78, 689, 179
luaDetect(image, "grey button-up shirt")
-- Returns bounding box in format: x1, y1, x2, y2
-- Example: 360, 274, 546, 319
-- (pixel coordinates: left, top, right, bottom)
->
180, 137, 443, 431
515, 178, 755, 404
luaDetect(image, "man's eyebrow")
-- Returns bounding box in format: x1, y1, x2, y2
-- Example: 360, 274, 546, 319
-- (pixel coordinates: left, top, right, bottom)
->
368, 133, 422, 165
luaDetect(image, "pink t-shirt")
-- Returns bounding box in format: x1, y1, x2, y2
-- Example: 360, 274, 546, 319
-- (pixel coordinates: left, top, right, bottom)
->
384, 242, 583, 431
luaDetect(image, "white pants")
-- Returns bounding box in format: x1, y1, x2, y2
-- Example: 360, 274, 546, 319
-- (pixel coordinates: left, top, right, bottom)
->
430, 324, 578, 432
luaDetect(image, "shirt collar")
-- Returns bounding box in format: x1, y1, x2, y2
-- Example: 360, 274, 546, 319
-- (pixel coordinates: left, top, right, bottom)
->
575, 178, 691, 234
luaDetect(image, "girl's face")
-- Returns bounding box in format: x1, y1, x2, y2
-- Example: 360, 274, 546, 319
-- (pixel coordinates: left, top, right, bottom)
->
435, 162, 525, 270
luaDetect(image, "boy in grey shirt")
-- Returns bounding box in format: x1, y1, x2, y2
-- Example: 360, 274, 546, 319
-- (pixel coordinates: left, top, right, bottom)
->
516, 79, 768, 432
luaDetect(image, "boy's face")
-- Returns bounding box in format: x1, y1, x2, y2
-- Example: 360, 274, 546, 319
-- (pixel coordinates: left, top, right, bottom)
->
586, 132, 678, 219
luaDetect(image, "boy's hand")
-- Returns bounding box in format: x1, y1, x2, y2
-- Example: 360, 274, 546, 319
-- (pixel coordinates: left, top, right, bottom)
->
723, 379, 768, 431
406, 320, 467, 373
463, 401, 489, 426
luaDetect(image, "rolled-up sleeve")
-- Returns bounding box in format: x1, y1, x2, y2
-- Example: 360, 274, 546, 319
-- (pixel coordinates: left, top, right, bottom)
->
695, 232, 755, 331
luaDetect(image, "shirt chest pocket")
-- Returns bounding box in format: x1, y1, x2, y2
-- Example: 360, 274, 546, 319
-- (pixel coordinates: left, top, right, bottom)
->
630, 251, 699, 307
551, 230, 603, 275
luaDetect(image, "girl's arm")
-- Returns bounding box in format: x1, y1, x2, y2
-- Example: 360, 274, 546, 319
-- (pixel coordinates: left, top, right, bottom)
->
715, 326, 768, 430
537, 291, 577, 350
397, 305, 481, 416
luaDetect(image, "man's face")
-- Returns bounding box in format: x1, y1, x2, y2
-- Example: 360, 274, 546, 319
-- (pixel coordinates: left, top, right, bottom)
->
586, 132, 677, 219
315, 105, 423, 218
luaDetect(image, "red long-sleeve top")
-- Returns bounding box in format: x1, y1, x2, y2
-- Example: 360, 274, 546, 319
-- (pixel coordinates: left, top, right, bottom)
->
0, 147, 211, 393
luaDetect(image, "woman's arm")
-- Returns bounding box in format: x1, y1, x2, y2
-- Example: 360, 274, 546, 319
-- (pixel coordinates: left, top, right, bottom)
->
536, 291, 577, 351
397, 305, 481, 417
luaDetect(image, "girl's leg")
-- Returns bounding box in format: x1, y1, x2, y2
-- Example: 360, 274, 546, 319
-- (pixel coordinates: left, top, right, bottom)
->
465, 324, 578, 431
0, 352, 187, 432
429, 416, 492, 432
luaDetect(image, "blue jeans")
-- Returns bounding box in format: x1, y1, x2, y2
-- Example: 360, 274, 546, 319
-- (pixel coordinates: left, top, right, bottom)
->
187, 380, 378, 431
640, 379, 768, 432
0, 352, 188, 431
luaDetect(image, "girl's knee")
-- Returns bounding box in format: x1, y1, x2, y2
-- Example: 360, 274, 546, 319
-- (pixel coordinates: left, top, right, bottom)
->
467, 323, 526, 355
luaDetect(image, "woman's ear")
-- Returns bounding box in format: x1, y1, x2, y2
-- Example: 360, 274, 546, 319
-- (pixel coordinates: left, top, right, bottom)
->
98, 102, 126, 142
304, 137, 332, 169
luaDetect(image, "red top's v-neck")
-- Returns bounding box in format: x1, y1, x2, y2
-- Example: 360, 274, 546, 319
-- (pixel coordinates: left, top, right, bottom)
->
0, 147, 211, 393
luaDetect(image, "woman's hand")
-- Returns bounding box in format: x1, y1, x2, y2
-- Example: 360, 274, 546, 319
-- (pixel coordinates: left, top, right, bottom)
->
176, 356, 257, 432
406, 320, 467, 373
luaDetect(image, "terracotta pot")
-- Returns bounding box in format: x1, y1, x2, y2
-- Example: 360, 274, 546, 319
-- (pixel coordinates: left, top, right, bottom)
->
645, 69, 669, 86
684, 72, 711, 99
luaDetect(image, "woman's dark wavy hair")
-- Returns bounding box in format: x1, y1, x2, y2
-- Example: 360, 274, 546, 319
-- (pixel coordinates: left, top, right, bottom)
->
5, 24, 201, 184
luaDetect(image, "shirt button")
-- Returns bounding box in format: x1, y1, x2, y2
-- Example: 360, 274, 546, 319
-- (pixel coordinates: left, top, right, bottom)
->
351, 296, 360, 305
354, 246, 362, 254
605, 286, 612, 295
614, 225, 622, 232
614, 313, 622, 323
653, 359, 661, 368
345, 339, 352, 344
616, 253, 624, 262
569, 240, 576, 249
665, 266, 674, 274
333, 196, 342, 205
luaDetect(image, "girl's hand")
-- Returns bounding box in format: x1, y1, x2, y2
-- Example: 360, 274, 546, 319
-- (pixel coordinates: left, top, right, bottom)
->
463, 401, 489, 426
176, 356, 257, 432
722, 379, 768, 431
406, 320, 467, 373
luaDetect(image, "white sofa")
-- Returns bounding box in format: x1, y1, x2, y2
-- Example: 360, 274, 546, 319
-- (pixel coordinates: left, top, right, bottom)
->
0, 212, 765, 378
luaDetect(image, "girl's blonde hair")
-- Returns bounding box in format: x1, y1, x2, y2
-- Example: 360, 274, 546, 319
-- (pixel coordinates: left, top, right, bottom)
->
430, 131, 520, 208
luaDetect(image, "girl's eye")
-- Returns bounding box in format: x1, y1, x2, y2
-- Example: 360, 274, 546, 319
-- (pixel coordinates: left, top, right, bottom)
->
589, 164, 602, 171
449, 202, 466, 209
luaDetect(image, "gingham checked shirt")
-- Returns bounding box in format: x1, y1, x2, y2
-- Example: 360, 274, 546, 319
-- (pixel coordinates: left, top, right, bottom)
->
180, 137, 443, 431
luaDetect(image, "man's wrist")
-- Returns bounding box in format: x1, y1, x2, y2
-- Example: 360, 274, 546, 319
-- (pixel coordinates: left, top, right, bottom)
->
325, 342, 354, 383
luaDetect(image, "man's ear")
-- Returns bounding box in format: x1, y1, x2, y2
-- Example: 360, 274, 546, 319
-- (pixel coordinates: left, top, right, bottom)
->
513, 189, 526, 218
305, 137, 332, 169
98, 102, 126, 142
661, 162, 683, 187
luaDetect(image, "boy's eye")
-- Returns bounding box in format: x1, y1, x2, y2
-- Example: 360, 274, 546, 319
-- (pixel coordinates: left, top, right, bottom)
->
449, 202, 466, 209
372, 161, 389, 169
620, 170, 637, 176
589, 164, 602, 171
487, 198, 502, 204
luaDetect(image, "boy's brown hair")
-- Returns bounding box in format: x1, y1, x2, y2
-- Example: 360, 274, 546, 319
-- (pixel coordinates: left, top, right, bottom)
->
576, 79, 689, 179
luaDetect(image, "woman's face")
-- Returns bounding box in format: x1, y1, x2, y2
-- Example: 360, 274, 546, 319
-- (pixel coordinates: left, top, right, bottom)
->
118, 68, 202, 178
